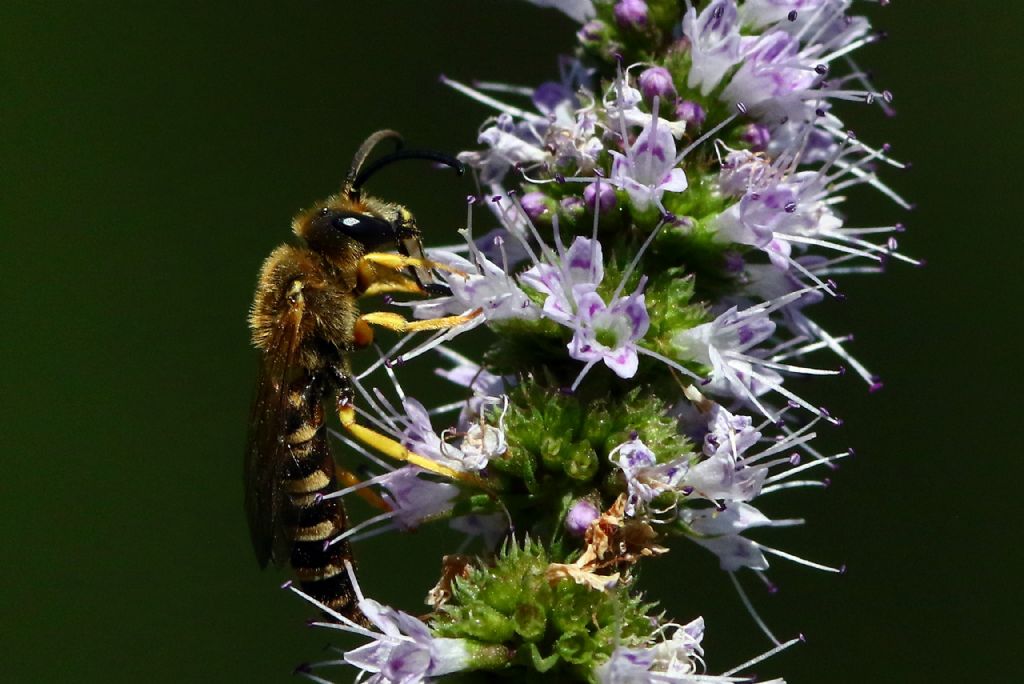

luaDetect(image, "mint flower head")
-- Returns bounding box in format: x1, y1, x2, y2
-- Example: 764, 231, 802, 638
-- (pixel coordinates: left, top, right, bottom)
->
279, 2, 914, 682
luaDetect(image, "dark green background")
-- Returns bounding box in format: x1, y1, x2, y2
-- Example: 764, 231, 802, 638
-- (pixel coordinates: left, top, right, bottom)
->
2, 2, 1016, 681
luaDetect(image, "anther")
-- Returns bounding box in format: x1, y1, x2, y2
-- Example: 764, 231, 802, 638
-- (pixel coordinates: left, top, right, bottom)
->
787, 9, 798, 20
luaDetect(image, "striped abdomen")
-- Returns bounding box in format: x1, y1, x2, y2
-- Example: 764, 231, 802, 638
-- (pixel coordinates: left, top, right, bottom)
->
281, 381, 363, 623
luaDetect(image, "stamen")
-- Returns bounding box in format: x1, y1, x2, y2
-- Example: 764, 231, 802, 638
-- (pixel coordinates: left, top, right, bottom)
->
758, 543, 843, 573
721, 635, 803, 677
729, 571, 781, 645
440, 75, 542, 121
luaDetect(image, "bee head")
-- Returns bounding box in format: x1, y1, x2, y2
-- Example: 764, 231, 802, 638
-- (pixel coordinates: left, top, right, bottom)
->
296, 130, 463, 287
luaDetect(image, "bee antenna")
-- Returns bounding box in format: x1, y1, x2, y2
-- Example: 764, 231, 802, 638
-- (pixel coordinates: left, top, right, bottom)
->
349, 149, 465, 197
344, 129, 405, 192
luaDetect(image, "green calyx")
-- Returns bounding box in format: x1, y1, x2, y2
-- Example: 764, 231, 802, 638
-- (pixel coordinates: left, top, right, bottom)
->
482, 380, 695, 544
430, 540, 655, 682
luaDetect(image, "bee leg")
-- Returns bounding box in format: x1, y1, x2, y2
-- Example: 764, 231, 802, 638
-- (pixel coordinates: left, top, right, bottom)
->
359, 252, 469, 278
336, 401, 486, 489
333, 464, 393, 513
356, 258, 434, 297
358, 309, 483, 334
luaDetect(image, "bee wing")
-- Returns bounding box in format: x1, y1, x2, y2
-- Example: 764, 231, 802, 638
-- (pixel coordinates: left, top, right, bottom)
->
245, 293, 306, 568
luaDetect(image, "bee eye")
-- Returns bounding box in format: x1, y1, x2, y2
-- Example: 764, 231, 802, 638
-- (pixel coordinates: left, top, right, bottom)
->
330, 212, 397, 248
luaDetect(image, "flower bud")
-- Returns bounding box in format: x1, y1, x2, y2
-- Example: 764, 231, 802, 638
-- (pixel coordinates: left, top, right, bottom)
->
583, 182, 617, 213
638, 66, 676, 104
741, 123, 771, 151
559, 195, 585, 220
564, 499, 600, 537
675, 99, 706, 128
520, 191, 550, 221
613, 0, 648, 30
577, 19, 605, 44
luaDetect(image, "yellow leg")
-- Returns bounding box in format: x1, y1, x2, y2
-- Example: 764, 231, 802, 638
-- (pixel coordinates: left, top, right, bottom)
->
356, 256, 429, 296
360, 309, 482, 334
360, 252, 468, 277
335, 464, 393, 512
337, 404, 486, 489
362, 275, 427, 297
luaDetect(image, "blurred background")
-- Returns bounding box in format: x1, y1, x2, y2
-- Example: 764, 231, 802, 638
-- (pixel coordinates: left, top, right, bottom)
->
1, 1, 1016, 681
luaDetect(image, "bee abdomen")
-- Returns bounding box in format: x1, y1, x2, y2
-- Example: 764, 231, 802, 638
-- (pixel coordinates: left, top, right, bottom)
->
280, 384, 363, 623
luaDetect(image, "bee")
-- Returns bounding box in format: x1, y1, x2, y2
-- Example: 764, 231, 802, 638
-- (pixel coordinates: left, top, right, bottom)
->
245, 130, 481, 623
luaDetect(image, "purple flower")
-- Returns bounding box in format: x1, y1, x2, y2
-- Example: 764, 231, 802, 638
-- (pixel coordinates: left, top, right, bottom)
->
685, 405, 767, 502
377, 467, 459, 530
637, 66, 676, 104
400, 397, 504, 474
671, 303, 784, 416
609, 110, 688, 213
520, 235, 605, 324
415, 246, 538, 323
609, 436, 688, 516
682, 0, 744, 96
675, 99, 706, 128
567, 287, 650, 379
613, 0, 648, 29
595, 645, 655, 683
595, 617, 711, 682
603, 69, 688, 139
679, 502, 773, 571
445, 73, 603, 184
434, 347, 510, 429
345, 594, 473, 682
722, 30, 818, 119
716, 146, 773, 196
712, 182, 802, 269
673, 291, 844, 421
472, 116, 548, 183
741, 0, 828, 29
